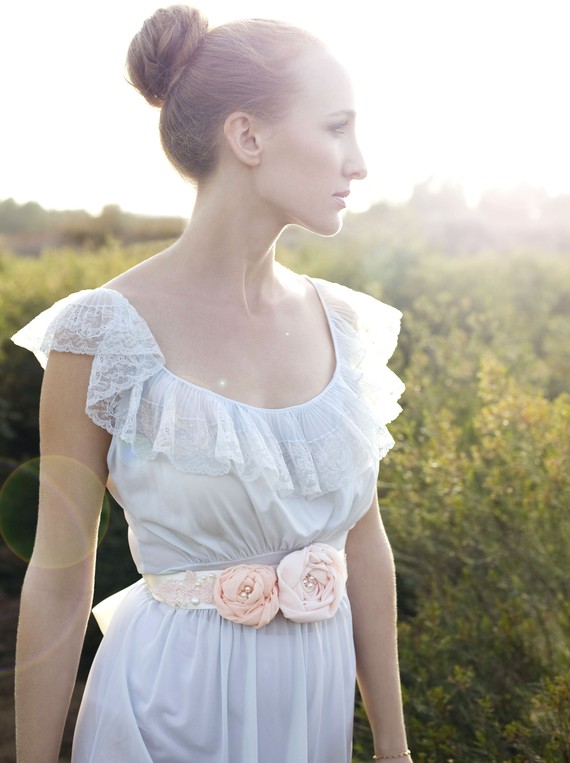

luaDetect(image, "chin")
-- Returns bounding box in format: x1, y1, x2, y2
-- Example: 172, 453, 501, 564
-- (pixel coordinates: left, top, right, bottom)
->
303, 215, 344, 238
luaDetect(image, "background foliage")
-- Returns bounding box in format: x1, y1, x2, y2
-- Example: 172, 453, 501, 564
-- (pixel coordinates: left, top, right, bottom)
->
1, 186, 569, 761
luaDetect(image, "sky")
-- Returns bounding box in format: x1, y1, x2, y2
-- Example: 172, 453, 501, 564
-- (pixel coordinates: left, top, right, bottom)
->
1, 0, 569, 218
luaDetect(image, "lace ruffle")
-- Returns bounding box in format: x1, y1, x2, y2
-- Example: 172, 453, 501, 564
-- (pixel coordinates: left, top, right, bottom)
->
11, 289, 164, 439
11, 280, 404, 498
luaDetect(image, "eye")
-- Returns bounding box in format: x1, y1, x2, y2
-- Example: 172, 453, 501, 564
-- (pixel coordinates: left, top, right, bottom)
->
329, 121, 348, 136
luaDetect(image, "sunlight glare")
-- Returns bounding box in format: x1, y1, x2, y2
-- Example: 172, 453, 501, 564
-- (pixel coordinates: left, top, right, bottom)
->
0, 0, 568, 215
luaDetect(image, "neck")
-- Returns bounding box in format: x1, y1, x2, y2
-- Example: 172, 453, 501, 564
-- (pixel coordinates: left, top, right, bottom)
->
163, 178, 291, 311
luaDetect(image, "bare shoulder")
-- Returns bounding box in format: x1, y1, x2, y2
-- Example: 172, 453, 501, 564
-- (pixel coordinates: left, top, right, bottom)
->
103, 243, 176, 302
273, 263, 321, 312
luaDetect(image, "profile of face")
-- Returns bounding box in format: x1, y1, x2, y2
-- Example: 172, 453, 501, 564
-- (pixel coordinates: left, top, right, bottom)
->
251, 51, 368, 237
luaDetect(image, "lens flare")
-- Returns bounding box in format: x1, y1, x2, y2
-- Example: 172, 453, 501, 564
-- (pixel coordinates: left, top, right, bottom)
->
0, 457, 110, 563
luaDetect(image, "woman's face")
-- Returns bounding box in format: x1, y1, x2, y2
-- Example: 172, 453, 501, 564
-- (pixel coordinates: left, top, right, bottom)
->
254, 51, 368, 237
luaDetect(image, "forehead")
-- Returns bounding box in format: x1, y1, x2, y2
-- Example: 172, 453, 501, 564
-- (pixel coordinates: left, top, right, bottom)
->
288, 51, 356, 118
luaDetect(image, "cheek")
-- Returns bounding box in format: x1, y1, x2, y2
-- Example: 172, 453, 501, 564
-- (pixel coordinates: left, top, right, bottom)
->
298, 141, 335, 171
255, 133, 338, 209
279, 130, 334, 173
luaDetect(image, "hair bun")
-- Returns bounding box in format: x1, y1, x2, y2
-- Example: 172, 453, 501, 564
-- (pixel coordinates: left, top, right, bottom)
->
127, 5, 209, 107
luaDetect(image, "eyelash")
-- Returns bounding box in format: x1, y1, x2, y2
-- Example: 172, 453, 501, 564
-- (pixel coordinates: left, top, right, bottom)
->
329, 121, 349, 135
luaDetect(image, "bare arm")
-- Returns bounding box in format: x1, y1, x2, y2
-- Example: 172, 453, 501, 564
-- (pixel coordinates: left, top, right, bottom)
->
346, 490, 412, 762
15, 351, 111, 763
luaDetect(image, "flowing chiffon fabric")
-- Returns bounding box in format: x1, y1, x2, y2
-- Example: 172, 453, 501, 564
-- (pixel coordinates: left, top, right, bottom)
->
12, 276, 404, 763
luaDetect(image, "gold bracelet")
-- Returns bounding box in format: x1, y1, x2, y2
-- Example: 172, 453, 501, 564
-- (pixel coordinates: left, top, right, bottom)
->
372, 750, 411, 760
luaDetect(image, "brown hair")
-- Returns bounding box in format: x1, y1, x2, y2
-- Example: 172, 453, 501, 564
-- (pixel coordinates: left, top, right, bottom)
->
126, 5, 325, 181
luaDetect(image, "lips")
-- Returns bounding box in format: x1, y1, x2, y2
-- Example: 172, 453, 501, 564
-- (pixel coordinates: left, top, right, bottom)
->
333, 190, 350, 208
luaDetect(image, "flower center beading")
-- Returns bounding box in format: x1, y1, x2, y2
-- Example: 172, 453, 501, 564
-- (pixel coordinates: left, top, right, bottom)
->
302, 573, 318, 591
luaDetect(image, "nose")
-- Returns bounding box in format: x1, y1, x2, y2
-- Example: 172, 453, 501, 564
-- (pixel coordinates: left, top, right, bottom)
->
344, 140, 368, 181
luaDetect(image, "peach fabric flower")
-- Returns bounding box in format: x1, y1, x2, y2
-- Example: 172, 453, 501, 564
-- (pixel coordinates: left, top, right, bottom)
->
213, 564, 280, 629
276, 543, 347, 623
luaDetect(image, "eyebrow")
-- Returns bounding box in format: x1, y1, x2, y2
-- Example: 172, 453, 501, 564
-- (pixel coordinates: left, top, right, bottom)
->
326, 110, 357, 119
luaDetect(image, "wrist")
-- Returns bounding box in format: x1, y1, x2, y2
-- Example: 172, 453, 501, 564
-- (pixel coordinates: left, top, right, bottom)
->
372, 750, 411, 761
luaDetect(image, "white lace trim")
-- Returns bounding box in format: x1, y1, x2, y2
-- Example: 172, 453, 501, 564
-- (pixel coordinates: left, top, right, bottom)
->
11, 280, 404, 498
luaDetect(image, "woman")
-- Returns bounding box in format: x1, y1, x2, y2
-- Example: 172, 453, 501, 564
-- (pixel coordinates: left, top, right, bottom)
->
13, 5, 411, 762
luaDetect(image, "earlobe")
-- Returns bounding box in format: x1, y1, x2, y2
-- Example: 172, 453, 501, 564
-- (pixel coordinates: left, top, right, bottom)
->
223, 112, 263, 167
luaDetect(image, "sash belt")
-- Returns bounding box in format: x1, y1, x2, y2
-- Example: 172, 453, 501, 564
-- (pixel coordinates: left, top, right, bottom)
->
143, 543, 347, 629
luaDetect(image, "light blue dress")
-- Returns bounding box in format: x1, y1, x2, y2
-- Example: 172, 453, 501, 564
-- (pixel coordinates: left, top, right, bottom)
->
12, 277, 404, 763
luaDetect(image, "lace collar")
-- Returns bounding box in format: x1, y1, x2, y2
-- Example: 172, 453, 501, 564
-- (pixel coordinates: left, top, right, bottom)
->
12, 278, 404, 498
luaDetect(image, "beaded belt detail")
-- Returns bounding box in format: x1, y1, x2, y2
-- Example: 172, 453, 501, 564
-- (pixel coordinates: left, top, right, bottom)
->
143, 543, 347, 629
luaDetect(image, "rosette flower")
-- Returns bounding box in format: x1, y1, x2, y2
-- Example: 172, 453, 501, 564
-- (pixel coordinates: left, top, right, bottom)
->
276, 543, 347, 623
213, 564, 280, 628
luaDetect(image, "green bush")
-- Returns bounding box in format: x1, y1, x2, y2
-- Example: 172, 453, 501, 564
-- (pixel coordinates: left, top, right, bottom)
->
1, 229, 569, 761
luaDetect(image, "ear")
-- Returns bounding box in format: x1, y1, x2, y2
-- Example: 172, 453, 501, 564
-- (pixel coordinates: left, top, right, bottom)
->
223, 112, 264, 167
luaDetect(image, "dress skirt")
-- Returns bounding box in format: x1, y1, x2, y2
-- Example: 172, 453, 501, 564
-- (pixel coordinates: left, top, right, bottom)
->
72, 581, 356, 763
